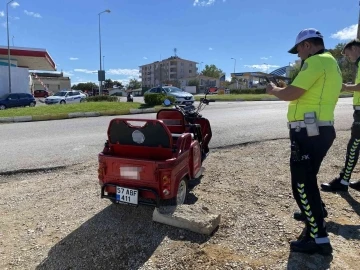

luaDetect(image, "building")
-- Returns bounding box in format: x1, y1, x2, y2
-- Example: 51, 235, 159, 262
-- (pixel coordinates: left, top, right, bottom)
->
31, 72, 71, 93
230, 71, 290, 89
0, 46, 56, 96
179, 74, 220, 92
139, 56, 198, 88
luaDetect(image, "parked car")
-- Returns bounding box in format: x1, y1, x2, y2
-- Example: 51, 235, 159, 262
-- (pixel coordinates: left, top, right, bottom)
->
34, 89, 49, 98
0, 93, 36, 110
146, 86, 194, 105
45, 90, 87, 105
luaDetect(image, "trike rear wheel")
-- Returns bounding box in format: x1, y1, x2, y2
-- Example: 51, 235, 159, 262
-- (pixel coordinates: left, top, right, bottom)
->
161, 177, 189, 206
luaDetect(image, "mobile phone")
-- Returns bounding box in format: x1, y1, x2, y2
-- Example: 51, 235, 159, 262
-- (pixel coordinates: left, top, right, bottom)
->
265, 76, 279, 87
304, 112, 319, 136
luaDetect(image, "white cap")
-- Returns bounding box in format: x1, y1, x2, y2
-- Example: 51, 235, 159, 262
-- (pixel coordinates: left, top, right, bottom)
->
288, 28, 323, 54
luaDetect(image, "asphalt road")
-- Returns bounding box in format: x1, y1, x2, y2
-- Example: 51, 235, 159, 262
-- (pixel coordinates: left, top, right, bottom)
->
0, 98, 354, 173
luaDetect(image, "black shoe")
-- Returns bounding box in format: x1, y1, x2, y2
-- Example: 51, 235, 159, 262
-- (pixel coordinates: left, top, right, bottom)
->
293, 207, 328, 222
349, 180, 360, 191
321, 178, 348, 192
290, 238, 333, 255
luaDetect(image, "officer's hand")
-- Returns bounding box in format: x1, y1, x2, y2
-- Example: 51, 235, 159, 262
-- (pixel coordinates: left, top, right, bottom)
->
266, 82, 276, 95
278, 80, 287, 88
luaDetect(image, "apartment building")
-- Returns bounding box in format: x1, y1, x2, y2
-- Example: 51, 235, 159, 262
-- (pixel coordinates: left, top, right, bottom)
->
139, 56, 198, 87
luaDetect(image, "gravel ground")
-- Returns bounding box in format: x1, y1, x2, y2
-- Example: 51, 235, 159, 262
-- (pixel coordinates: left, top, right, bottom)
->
0, 131, 359, 270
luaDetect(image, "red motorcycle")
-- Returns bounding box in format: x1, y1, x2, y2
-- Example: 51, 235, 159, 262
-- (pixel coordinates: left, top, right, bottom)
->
158, 91, 214, 161
97, 91, 214, 207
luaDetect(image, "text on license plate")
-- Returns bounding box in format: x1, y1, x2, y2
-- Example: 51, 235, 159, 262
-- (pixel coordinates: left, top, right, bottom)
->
116, 186, 138, 205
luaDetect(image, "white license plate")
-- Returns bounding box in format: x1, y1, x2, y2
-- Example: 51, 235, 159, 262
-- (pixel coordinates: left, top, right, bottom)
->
116, 186, 138, 205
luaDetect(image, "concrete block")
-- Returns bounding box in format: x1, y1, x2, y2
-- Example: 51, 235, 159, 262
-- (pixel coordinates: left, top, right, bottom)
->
68, 112, 85, 118
141, 108, 156, 113
83, 112, 100, 117
153, 204, 221, 235
130, 108, 143, 114
13, 116, 32, 122
0, 117, 14, 123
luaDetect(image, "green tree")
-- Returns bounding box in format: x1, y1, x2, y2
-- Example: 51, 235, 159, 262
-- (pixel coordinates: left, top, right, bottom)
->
188, 79, 199, 88
201, 64, 223, 78
128, 78, 141, 89
71, 82, 98, 91
113, 80, 123, 88
328, 43, 355, 83
104, 79, 114, 89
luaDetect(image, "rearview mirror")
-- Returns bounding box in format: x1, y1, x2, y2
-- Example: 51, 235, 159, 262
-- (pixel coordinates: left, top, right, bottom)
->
163, 99, 171, 106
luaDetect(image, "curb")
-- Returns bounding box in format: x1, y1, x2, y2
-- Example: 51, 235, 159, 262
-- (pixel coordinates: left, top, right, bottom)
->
0, 107, 160, 124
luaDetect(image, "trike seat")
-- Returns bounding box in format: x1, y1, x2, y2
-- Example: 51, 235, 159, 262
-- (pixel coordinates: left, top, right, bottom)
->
107, 118, 191, 161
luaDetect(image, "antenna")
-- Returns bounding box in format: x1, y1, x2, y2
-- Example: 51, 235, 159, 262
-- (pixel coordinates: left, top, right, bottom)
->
174, 48, 177, 57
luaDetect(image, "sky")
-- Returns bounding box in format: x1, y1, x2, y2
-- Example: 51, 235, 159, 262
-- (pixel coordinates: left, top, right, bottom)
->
0, 0, 358, 86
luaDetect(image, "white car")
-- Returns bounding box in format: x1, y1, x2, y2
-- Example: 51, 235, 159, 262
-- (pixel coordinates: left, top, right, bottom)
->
45, 90, 87, 105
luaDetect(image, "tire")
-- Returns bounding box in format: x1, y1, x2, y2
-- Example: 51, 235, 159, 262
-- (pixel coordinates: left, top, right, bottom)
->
29, 102, 36, 107
161, 177, 189, 206
0, 104, 6, 110
60, 100, 66, 105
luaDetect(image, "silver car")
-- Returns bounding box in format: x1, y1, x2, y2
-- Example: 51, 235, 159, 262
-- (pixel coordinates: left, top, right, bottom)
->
146, 86, 194, 105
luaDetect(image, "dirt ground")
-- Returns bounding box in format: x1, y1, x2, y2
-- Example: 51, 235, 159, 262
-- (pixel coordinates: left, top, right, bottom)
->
0, 130, 359, 270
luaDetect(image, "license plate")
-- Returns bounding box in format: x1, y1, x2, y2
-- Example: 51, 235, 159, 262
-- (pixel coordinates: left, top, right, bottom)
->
120, 166, 141, 180
116, 186, 138, 205
185, 101, 193, 105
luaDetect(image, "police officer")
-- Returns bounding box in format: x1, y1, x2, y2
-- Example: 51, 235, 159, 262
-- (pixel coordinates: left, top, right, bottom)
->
321, 39, 360, 192
266, 28, 342, 255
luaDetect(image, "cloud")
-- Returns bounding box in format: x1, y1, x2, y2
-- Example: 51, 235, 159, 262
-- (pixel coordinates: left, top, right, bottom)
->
331, 24, 357, 40
143, 56, 147, 59
10, 2, 19, 8
24, 10, 42, 18
1, 22, 7, 28
193, 0, 216, 7
244, 64, 280, 72
107, 68, 140, 77
69, 57, 79, 60
0, 11, 4, 17
260, 56, 272, 60
209, 47, 213, 50
74, 68, 97, 74
63, 71, 74, 77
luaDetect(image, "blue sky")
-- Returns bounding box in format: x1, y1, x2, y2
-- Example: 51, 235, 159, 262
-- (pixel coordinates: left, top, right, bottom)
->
0, 0, 358, 86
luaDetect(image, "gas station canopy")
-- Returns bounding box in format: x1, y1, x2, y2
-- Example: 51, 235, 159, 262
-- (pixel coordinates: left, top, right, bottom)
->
0, 46, 56, 71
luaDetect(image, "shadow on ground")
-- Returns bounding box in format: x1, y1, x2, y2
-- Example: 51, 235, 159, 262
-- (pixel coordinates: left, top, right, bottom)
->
36, 202, 210, 270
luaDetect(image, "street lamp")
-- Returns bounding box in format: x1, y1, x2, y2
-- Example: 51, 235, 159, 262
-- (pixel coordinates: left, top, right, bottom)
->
198, 61, 203, 76
12, 36, 14, 46
103, 55, 105, 70
7, 0, 15, 94
231, 58, 238, 89
231, 57, 236, 73
98, 9, 110, 95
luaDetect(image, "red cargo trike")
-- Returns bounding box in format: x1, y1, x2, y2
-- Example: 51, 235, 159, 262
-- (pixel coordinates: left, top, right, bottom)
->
98, 93, 214, 207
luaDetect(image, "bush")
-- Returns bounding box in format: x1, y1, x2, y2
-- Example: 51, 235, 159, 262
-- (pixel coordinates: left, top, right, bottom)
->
144, 93, 176, 106
86, 95, 118, 102
230, 88, 266, 94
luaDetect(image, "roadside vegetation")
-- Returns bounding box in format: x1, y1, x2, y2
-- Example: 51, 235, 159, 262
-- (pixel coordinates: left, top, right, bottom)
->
0, 101, 142, 118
